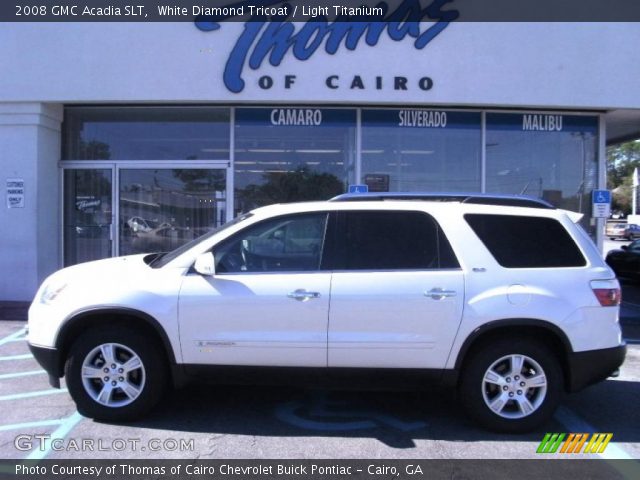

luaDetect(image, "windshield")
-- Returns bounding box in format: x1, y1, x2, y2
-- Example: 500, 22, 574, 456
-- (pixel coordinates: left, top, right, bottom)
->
149, 213, 253, 268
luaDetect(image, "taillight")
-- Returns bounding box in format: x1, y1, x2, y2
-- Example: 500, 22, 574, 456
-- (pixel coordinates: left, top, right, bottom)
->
592, 288, 621, 306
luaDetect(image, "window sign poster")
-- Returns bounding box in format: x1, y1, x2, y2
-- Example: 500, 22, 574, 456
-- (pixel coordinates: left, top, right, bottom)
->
6, 178, 24, 208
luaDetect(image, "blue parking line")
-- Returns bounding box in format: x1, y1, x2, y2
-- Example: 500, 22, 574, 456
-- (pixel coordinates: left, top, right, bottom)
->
0, 354, 33, 361
0, 327, 27, 347
26, 412, 84, 460
0, 419, 64, 432
0, 389, 68, 402
0, 370, 45, 380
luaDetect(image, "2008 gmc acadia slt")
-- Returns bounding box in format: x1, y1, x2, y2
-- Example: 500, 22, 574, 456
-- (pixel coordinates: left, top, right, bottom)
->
28, 193, 626, 432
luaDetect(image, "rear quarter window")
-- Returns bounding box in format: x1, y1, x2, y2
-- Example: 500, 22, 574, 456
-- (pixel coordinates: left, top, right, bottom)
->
464, 214, 586, 268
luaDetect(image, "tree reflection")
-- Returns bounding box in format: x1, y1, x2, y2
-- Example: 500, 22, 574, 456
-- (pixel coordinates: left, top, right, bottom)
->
78, 140, 111, 160
238, 167, 344, 210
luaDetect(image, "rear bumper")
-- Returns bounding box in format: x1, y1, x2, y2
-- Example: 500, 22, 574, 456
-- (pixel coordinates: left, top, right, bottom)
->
28, 343, 62, 388
567, 344, 626, 392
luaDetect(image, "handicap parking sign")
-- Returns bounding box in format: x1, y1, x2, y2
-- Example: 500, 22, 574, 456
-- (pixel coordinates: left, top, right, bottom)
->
348, 184, 368, 194
592, 190, 611, 204
592, 190, 611, 218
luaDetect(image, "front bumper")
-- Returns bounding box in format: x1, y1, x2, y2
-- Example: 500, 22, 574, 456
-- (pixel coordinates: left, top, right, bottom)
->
567, 343, 627, 392
28, 343, 63, 388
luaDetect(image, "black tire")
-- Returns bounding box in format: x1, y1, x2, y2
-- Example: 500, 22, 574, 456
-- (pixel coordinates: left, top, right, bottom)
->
459, 337, 563, 433
65, 325, 168, 422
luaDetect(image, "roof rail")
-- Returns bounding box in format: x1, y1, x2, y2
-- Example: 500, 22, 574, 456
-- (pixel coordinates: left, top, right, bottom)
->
329, 192, 555, 209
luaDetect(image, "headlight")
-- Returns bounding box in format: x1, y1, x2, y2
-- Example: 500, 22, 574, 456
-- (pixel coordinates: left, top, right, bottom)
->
40, 282, 68, 305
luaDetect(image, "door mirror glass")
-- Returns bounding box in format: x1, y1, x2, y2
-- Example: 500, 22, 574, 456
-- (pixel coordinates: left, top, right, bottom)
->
194, 252, 216, 276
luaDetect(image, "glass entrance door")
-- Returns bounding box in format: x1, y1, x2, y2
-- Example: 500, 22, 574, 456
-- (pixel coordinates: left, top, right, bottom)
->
63, 167, 229, 265
118, 168, 227, 256
63, 169, 113, 266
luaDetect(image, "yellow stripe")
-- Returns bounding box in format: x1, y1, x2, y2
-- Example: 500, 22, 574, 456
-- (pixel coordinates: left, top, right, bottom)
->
597, 433, 613, 454
584, 433, 598, 453
586, 433, 606, 454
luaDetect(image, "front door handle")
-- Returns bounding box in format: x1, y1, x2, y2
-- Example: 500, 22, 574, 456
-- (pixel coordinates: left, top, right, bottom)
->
425, 288, 457, 300
287, 289, 321, 302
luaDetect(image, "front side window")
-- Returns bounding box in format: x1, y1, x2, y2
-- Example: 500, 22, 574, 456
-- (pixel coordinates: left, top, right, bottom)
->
465, 214, 586, 268
329, 211, 459, 270
214, 213, 327, 273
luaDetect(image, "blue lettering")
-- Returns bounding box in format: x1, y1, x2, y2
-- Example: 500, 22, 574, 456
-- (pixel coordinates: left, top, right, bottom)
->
249, 21, 295, 70
223, 22, 265, 93
196, 0, 459, 93
293, 19, 329, 59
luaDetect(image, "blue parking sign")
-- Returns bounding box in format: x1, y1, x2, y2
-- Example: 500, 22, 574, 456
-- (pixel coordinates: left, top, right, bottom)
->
348, 185, 369, 194
592, 190, 611, 204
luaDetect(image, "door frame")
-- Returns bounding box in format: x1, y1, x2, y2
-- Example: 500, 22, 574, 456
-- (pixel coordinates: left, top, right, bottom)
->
61, 161, 232, 262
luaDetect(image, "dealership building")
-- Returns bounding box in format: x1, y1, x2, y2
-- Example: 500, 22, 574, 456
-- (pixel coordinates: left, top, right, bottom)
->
1, 19, 640, 304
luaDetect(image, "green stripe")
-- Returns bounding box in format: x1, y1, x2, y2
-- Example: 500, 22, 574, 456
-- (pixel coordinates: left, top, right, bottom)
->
537, 433, 553, 453
537, 433, 566, 453
549, 433, 566, 453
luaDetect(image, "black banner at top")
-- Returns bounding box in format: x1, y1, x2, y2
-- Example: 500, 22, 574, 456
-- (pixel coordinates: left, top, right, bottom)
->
3, 0, 640, 22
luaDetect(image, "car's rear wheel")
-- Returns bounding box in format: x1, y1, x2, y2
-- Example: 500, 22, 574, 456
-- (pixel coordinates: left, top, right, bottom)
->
459, 338, 563, 433
65, 326, 167, 421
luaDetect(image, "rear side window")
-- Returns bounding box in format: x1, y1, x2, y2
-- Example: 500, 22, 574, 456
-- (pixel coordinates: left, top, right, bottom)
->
464, 214, 586, 268
328, 211, 459, 270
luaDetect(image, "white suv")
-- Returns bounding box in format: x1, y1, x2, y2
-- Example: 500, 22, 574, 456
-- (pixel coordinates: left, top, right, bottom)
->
28, 193, 626, 432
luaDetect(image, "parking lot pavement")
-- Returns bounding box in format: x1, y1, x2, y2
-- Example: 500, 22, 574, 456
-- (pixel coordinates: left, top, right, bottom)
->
0, 320, 638, 461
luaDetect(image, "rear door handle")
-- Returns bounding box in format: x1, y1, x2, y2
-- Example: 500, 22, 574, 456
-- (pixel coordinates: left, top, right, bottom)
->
425, 288, 457, 300
287, 289, 321, 302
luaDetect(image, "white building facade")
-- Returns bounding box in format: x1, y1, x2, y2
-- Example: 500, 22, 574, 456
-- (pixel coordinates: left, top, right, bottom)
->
1, 20, 640, 302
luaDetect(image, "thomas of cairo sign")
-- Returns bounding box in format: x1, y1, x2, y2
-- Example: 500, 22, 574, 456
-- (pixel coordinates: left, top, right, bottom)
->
195, 0, 457, 93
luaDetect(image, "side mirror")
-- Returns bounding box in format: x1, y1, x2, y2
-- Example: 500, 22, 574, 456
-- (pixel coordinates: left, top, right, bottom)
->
194, 252, 215, 276
621, 245, 628, 251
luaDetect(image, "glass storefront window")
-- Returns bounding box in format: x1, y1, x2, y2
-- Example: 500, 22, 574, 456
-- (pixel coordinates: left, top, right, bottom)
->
361, 110, 481, 192
63, 169, 112, 266
63, 107, 230, 160
485, 113, 598, 221
234, 107, 356, 212
119, 169, 226, 256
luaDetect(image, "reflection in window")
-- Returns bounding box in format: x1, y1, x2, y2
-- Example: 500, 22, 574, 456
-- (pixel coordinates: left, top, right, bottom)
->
361, 110, 481, 192
214, 213, 327, 273
63, 107, 230, 160
119, 169, 226, 255
63, 169, 112, 266
485, 113, 598, 216
234, 108, 356, 212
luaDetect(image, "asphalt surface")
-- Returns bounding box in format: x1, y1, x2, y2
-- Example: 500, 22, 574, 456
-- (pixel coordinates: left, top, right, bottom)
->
0, 320, 638, 461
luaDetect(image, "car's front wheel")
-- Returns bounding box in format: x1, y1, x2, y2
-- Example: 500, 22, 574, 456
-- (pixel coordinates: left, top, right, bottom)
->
459, 338, 563, 433
65, 326, 167, 421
